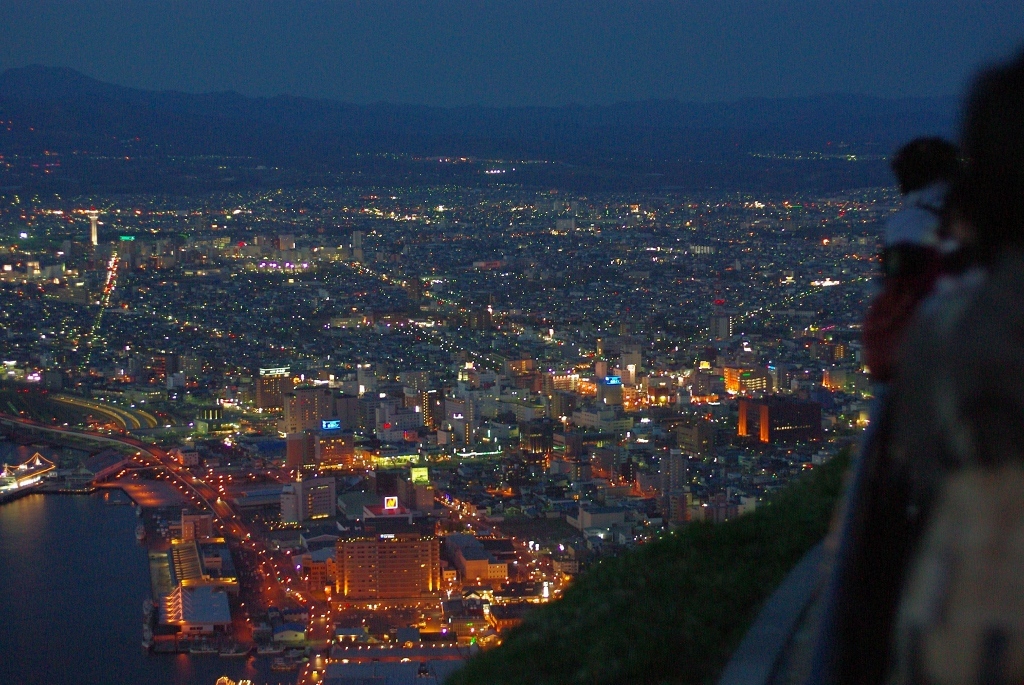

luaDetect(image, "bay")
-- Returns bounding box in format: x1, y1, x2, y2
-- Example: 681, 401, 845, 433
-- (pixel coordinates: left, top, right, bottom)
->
0, 493, 293, 685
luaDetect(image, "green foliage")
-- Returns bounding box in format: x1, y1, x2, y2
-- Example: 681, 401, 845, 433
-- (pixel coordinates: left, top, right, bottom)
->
449, 453, 850, 685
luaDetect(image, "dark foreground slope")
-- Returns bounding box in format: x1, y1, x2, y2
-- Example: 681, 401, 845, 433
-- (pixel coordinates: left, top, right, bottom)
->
449, 453, 850, 685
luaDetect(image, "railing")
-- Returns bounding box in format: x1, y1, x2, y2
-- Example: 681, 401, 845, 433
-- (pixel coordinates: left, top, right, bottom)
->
718, 392, 882, 685
716, 543, 825, 685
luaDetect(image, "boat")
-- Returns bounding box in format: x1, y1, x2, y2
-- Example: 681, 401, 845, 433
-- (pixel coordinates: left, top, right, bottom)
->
189, 641, 218, 655
256, 644, 284, 656
270, 658, 297, 672
218, 643, 250, 658
135, 524, 146, 541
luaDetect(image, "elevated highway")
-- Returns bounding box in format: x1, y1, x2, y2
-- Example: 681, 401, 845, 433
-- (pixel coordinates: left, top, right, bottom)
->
49, 394, 159, 431
0, 413, 235, 532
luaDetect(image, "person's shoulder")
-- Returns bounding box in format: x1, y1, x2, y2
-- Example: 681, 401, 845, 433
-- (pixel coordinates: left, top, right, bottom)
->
946, 254, 1024, 362
908, 182, 948, 212
886, 208, 942, 248
916, 269, 987, 338
884, 183, 948, 248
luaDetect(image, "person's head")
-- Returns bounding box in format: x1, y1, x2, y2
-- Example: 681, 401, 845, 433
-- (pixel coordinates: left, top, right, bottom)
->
890, 137, 960, 195
958, 48, 1024, 262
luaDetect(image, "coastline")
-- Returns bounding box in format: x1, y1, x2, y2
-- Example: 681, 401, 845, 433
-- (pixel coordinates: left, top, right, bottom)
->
0, 492, 291, 685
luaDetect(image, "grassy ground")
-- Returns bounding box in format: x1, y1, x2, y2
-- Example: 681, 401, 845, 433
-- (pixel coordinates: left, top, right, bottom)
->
448, 453, 850, 685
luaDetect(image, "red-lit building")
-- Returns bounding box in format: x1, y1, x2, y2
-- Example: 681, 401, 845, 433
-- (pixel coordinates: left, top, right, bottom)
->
737, 396, 822, 443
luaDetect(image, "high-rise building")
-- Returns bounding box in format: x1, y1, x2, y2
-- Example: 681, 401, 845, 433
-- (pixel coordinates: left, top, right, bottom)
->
404, 278, 424, 303
737, 397, 822, 443
710, 312, 734, 340
352, 231, 364, 263
596, 376, 624, 406
180, 355, 204, 380
676, 418, 716, 457
520, 419, 555, 457
375, 399, 423, 442
356, 364, 376, 395
151, 353, 179, 382
334, 393, 360, 431
660, 449, 690, 523
335, 533, 441, 601
550, 390, 577, 421
768, 364, 792, 394
256, 366, 290, 410
281, 475, 337, 523
398, 468, 436, 512
541, 371, 579, 396
279, 385, 336, 435
724, 367, 774, 395
419, 388, 440, 430
822, 367, 848, 392
315, 430, 355, 469
620, 456, 637, 483
285, 431, 315, 470
397, 371, 431, 393
660, 449, 688, 493
619, 345, 642, 385
467, 305, 492, 330
88, 211, 99, 247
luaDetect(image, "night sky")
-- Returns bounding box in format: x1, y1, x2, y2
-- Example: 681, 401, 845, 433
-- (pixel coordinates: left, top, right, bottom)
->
1, 1, 1022, 107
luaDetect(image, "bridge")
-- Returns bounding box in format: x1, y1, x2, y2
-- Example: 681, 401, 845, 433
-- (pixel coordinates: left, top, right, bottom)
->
0, 412, 246, 539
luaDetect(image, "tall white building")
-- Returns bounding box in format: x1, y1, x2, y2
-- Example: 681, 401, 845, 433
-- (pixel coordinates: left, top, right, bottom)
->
281, 475, 337, 523
88, 211, 99, 246
710, 312, 734, 340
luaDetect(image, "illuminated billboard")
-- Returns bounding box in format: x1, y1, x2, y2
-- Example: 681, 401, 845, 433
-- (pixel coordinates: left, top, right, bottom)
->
410, 467, 430, 485
604, 376, 622, 385
383, 496, 399, 510
321, 419, 342, 431
259, 367, 289, 377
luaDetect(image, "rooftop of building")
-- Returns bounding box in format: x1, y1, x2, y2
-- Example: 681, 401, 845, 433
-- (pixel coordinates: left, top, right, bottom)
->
163, 585, 231, 626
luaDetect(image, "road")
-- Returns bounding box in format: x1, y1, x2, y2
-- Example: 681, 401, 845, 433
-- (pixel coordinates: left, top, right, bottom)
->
50, 394, 159, 431
0, 412, 305, 614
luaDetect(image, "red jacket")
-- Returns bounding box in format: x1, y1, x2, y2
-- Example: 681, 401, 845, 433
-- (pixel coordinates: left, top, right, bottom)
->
863, 255, 941, 381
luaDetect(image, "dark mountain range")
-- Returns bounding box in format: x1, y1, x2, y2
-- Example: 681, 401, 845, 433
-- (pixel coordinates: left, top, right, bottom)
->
0, 65, 958, 194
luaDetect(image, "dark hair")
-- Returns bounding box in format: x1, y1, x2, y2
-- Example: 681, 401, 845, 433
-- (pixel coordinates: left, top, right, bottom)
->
958, 48, 1024, 260
890, 137, 960, 194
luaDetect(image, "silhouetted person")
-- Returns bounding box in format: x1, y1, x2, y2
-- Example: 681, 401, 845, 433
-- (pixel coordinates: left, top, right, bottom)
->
815, 47, 1024, 685
862, 138, 959, 382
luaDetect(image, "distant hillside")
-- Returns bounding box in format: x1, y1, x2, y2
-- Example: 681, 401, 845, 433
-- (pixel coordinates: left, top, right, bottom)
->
448, 453, 850, 685
0, 66, 956, 193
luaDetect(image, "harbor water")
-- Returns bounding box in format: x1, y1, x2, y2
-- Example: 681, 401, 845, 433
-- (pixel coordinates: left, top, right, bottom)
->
0, 493, 293, 685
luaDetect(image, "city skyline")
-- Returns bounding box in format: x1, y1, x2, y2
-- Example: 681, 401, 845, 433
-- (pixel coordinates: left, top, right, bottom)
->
1, 6, 1016, 685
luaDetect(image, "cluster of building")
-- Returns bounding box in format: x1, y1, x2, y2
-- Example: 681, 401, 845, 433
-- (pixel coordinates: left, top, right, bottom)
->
0, 183, 887, 669
156, 511, 238, 637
